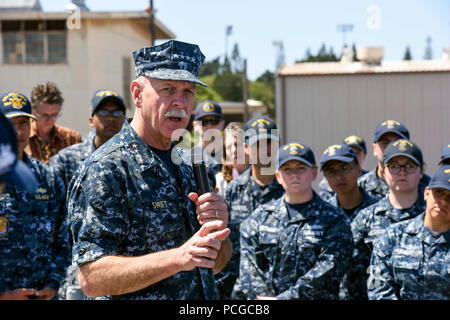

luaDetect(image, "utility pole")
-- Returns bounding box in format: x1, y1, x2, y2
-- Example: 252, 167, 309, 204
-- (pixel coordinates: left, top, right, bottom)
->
149, 0, 155, 45
242, 58, 249, 122
336, 24, 353, 49
272, 40, 285, 71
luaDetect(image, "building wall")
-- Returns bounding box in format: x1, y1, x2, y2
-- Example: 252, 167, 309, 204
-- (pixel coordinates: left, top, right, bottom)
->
276, 72, 450, 183
0, 18, 148, 136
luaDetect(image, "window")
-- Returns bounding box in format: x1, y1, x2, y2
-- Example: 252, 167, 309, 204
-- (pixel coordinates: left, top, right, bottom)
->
1, 20, 67, 64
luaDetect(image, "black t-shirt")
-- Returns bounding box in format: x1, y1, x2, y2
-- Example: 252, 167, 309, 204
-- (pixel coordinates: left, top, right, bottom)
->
284, 198, 314, 219
148, 144, 176, 179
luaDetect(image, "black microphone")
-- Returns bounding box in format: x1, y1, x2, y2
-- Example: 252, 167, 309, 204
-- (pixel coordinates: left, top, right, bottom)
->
191, 146, 211, 195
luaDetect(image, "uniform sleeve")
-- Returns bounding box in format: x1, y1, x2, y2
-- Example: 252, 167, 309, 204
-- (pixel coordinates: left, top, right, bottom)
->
46, 172, 71, 290
231, 213, 276, 300
276, 212, 353, 300
49, 153, 66, 187
68, 161, 129, 268
367, 229, 398, 300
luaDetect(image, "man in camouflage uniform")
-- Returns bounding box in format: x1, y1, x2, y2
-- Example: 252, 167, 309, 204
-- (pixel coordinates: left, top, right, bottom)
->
358, 120, 430, 200
67, 40, 232, 300
216, 115, 284, 299
51, 90, 126, 299
368, 164, 450, 299
232, 142, 353, 299
350, 139, 427, 299
0, 92, 69, 300
319, 134, 368, 201
320, 143, 377, 299
50, 90, 126, 189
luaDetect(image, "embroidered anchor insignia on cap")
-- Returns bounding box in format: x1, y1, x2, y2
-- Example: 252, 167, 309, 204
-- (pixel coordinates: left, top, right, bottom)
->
323, 144, 342, 156
202, 102, 215, 113
2, 92, 28, 110
393, 139, 413, 152
381, 120, 400, 130
345, 135, 362, 144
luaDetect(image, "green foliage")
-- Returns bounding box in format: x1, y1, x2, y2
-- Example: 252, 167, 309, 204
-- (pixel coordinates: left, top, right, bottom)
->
296, 43, 339, 63
403, 46, 412, 60
249, 80, 275, 116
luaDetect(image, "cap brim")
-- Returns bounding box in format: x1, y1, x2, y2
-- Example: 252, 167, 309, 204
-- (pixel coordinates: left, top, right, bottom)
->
320, 156, 356, 169
375, 130, 408, 142
144, 69, 208, 87
247, 133, 279, 146
2, 160, 38, 193
428, 182, 450, 191
278, 156, 314, 169
5, 112, 38, 121
384, 153, 421, 165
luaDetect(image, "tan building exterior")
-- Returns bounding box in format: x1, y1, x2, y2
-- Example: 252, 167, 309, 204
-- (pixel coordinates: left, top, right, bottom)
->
0, 8, 175, 135
276, 56, 450, 181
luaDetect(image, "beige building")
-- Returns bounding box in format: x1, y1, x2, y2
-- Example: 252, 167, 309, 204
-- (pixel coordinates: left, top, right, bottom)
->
0, 1, 175, 135
276, 47, 450, 181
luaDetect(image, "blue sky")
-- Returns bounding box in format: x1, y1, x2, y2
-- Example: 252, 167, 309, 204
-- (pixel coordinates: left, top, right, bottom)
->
41, 0, 450, 80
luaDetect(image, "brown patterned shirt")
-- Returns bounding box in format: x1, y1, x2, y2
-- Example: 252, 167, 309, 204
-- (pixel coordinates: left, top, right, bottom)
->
25, 124, 82, 164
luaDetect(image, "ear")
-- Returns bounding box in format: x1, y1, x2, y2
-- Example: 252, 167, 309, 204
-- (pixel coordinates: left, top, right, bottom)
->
311, 167, 318, 181
424, 186, 430, 202
130, 80, 142, 108
219, 119, 225, 130
89, 116, 94, 128
372, 142, 378, 158
275, 170, 282, 184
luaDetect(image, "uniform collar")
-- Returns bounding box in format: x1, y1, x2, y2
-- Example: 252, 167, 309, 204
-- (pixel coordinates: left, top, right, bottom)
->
406, 213, 450, 245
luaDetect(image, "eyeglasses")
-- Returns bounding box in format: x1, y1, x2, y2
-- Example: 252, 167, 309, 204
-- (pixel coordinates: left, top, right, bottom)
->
34, 112, 61, 120
96, 109, 125, 118
323, 164, 358, 178
201, 117, 221, 126
386, 162, 418, 174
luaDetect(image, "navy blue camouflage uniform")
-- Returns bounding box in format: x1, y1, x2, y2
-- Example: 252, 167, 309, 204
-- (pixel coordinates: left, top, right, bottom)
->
232, 193, 353, 299
368, 213, 450, 299
0, 154, 69, 295
67, 121, 218, 300
349, 194, 426, 299
215, 167, 285, 299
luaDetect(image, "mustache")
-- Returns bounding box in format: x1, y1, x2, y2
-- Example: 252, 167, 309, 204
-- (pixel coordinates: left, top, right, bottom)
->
164, 109, 189, 119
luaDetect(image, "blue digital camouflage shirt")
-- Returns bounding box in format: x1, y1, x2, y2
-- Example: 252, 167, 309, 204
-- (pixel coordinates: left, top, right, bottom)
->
67, 121, 218, 300
215, 167, 285, 299
0, 154, 69, 294
368, 213, 450, 300
358, 166, 431, 200
349, 194, 426, 300
50, 130, 96, 189
232, 193, 353, 300
327, 187, 378, 222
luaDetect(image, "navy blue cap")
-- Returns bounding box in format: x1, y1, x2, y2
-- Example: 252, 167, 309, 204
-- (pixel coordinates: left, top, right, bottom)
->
133, 40, 207, 87
91, 90, 126, 116
439, 143, 450, 165
278, 142, 316, 169
194, 100, 223, 120
0, 91, 38, 120
320, 144, 358, 169
383, 139, 423, 165
428, 164, 450, 191
244, 116, 279, 146
373, 120, 409, 142
0, 113, 38, 193
343, 135, 367, 154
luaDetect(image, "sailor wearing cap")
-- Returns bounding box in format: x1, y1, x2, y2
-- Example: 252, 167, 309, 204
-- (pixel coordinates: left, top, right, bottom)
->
232, 142, 352, 300
67, 40, 231, 300
216, 115, 284, 299
0, 91, 69, 300
350, 139, 427, 300
368, 164, 450, 300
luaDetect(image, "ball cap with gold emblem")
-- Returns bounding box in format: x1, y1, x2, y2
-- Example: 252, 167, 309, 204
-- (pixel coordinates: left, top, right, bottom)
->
194, 100, 223, 120
278, 142, 316, 169
244, 116, 279, 146
428, 164, 450, 190
0, 91, 38, 120
320, 143, 358, 170
91, 89, 126, 116
0, 112, 38, 193
383, 139, 423, 165
342, 135, 367, 154
373, 119, 409, 142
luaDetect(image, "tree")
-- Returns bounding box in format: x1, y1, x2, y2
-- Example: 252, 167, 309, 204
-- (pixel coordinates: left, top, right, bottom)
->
199, 57, 221, 77
403, 46, 412, 60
